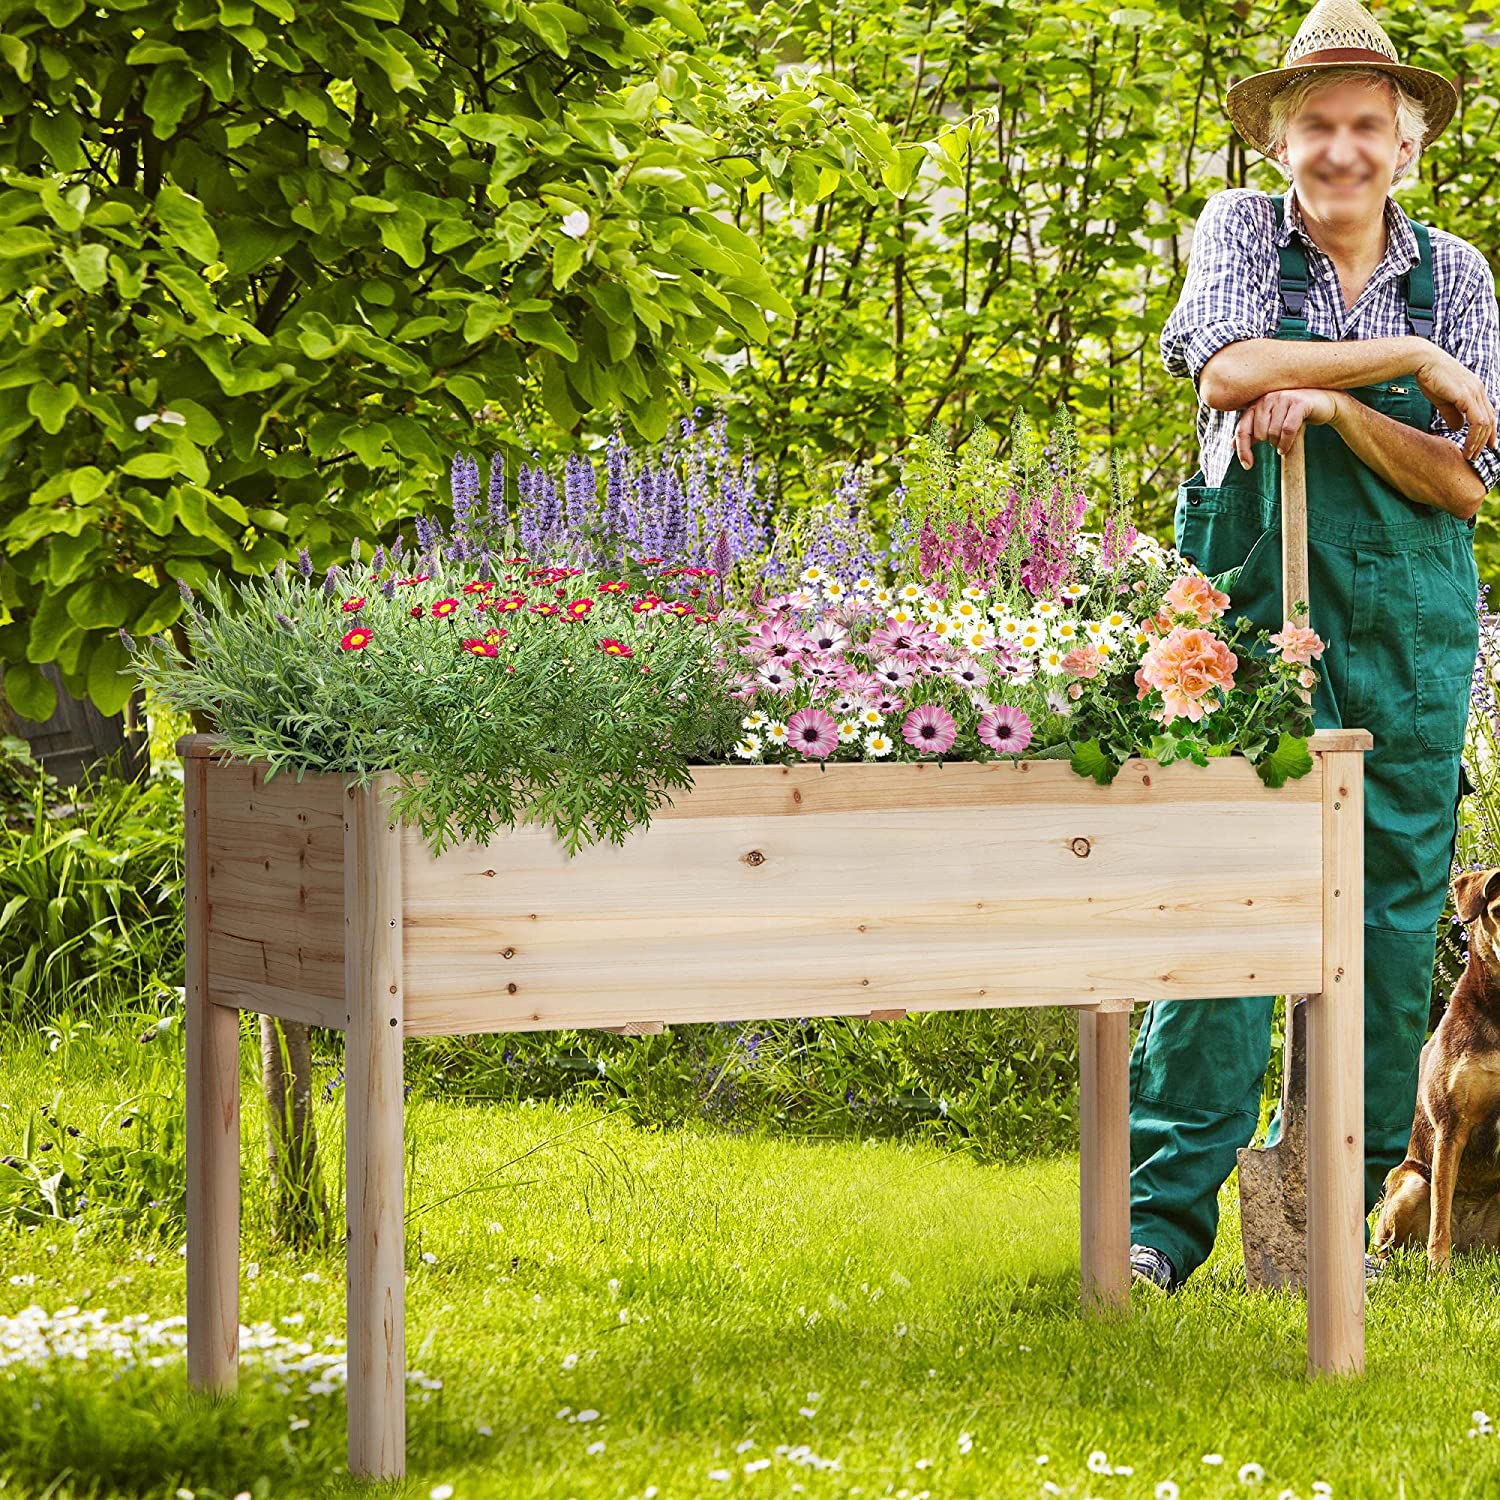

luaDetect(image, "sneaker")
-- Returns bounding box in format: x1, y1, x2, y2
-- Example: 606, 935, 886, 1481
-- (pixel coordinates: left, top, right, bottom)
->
1129, 1243, 1178, 1292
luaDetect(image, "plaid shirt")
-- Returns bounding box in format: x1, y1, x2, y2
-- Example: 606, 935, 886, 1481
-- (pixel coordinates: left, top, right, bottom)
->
1161, 184, 1500, 494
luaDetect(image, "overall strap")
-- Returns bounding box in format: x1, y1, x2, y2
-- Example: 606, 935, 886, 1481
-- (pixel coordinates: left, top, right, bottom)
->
1404, 216, 1435, 340
1270, 194, 1310, 337
1270, 192, 1436, 341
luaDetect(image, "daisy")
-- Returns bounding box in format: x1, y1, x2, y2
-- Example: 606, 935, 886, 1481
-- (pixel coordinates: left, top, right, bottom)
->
461, 638, 499, 657
929, 617, 960, 642
1053, 619, 1080, 642
1039, 647, 1068, 675
898, 582, 924, 602
742, 710, 769, 730
765, 721, 790, 747
1096, 640, 1115, 660
993, 614, 1023, 640
1017, 630, 1042, 651
965, 625, 997, 653
978, 705, 1033, 753
822, 579, 848, 602
864, 731, 895, 757
1061, 582, 1088, 601
836, 719, 861, 743
873, 656, 915, 688
962, 584, 987, 601
949, 657, 989, 691
920, 597, 946, 619
859, 707, 884, 728
800, 565, 826, 585
888, 604, 919, 627
1105, 610, 1129, 631
806, 618, 850, 655
430, 597, 459, 618
340, 626, 372, 651
757, 662, 795, 694
1083, 620, 1108, 642
872, 587, 895, 608
598, 638, 633, 657
1035, 599, 1059, 618
951, 599, 981, 621
901, 704, 957, 755
341, 596, 366, 613
852, 576, 877, 593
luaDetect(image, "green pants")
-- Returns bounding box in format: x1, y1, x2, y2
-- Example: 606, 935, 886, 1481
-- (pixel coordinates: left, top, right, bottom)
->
1129, 405, 1477, 1283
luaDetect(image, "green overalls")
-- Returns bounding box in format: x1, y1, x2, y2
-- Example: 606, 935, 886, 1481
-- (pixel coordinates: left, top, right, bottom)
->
1128, 193, 1480, 1281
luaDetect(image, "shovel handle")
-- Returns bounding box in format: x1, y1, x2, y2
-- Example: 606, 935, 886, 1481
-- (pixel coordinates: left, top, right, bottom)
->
1281, 429, 1310, 626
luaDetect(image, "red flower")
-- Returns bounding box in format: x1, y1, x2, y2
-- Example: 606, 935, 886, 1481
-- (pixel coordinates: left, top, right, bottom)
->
462, 580, 494, 594
431, 597, 459, 618
631, 597, 660, 614
531, 602, 558, 616
565, 598, 595, 618
693, 613, 717, 623
341, 596, 366, 613
503, 556, 529, 565
496, 596, 526, 612
599, 638, 633, 657
410, 605, 424, 619
636, 556, 662, 566
687, 587, 701, 598
598, 580, 627, 594
667, 601, 692, 615
396, 574, 431, 586
461, 638, 498, 657
483, 627, 507, 644
340, 627, 373, 651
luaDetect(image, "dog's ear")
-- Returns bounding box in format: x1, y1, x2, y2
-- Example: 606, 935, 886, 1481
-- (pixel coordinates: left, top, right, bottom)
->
1451, 869, 1500, 922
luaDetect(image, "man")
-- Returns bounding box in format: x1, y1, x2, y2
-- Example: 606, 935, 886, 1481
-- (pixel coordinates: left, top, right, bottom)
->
1129, 0, 1500, 1292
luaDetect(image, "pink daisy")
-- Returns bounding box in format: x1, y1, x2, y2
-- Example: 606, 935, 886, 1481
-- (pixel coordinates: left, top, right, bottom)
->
787, 707, 840, 759
901, 704, 957, 755
978, 705, 1033, 754
873, 656, 916, 688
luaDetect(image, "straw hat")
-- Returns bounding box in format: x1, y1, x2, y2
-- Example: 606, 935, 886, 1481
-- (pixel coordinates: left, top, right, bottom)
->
1224, 0, 1458, 158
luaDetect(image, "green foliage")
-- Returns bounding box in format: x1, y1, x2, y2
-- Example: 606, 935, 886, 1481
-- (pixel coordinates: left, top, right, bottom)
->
0, 0, 899, 717
0, 766, 183, 1025
130, 556, 747, 854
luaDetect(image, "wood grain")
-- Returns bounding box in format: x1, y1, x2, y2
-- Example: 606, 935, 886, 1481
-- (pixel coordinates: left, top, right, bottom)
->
1080, 1005, 1131, 1314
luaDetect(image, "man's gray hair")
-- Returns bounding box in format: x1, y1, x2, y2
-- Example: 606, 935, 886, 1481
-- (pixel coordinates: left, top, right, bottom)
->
1266, 66, 1428, 187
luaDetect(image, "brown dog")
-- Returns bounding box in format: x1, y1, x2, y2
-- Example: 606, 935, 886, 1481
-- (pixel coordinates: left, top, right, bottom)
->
1372, 868, 1500, 1268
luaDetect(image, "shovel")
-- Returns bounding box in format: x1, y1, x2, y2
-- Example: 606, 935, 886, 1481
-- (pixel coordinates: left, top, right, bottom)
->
1237, 430, 1315, 1292
1239, 996, 1310, 1290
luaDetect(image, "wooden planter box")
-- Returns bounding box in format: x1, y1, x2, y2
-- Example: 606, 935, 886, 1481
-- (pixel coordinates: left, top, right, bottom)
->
180, 726, 1371, 1480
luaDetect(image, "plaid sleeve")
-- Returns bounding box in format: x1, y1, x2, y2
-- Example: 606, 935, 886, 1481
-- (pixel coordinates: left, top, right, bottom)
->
1160, 189, 1278, 394
1428, 244, 1500, 496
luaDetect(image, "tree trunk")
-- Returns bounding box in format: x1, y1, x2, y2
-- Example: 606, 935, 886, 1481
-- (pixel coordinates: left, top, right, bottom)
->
259, 1015, 329, 1248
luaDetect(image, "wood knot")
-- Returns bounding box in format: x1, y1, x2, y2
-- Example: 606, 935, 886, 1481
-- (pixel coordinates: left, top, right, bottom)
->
791, 788, 802, 804
482, 869, 497, 878
1071, 837, 1091, 858
507, 982, 518, 994
742, 849, 766, 866
1141, 773, 1151, 787
501, 947, 515, 960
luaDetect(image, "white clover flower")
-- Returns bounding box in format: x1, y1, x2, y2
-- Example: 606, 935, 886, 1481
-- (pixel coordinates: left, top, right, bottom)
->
560, 209, 590, 238
1239, 1461, 1265, 1485
1088, 1450, 1112, 1474
1155, 1483, 1180, 1500
430, 1487, 455, 1500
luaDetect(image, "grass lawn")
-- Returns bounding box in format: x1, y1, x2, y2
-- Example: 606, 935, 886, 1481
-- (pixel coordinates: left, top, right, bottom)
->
3, 1027, 1500, 1500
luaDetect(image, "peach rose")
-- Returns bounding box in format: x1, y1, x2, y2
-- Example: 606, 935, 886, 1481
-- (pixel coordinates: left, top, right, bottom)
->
1164, 573, 1231, 624
1268, 620, 1325, 665
1138, 625, 1238, 724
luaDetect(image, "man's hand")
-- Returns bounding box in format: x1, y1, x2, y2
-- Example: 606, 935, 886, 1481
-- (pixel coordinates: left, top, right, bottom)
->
1413, 346, 1499, 462
1232, 389, 1342, 470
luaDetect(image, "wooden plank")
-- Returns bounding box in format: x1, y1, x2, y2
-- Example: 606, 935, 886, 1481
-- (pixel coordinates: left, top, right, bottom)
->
185, 753, 240, 1395
401, 784, 1324, 1034
344, 776, 407, 1480
205, 760, 345, 1004
1283, 427, 1310, 626
1079, 1005, 1131, 1314
1307, 749, 1365, 1378
211, 980, 345, 1032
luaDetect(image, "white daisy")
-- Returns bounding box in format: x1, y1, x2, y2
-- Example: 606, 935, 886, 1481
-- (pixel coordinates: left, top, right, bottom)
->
1083, 620, 1108, 642
852, 575, 876, 593
741, 711, 768, 730
1061, 581, 1088, 600
994, 615, 1023, 639
920, 597, 945, 619
1040, 647, 1067, 675
859, 707, 884, 728
1096, 640, 1115, 659
1054, 619, 1080, 642
889, 604, 918, 626
865, 732, 894, 758
965, 625, 997, 652
962, 584, 987, 601
1131, 626, 1152, 649
898, 582, 924, 602
801, 565, 826, 584
836, 719, 861, 743
733, 735, 762, 759
951, 599, 981, 621
1035, 599, 1059, 618
822, 579, 847, 601
929, 617, 959, 640
766, 721, 790, 746
1105, 610, 1129, 630
872, 586, 894, 608
1017, 631, 1042, 651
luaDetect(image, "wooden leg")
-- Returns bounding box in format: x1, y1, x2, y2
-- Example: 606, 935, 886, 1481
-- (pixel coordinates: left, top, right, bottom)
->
186, 753, 240, 1393
1079, 1000, 1132, 1314
345, 776, 407, 1479
1307, 750, 1365, 1377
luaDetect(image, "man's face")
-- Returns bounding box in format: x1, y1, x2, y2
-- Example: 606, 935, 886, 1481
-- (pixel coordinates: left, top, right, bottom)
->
1276, 75, 1415, 230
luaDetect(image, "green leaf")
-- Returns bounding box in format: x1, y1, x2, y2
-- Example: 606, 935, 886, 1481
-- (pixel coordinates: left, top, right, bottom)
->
378, 207, 427, 268
120, 453, 183, 479
350, 195, 399, 213
0, 226, 50, 259
1254, 733, 1315, 789
4, 662, 55, 722
513, 308, 578, 360
1069, 738, 1122, 787
0, 35, 32, 82
153, 184, 221, 265
27, 381, 78, 435
61, 242, 109, 293
553, 237, 583, 288
143, 63, 203, 140
35, 0, 85, 24
30, 112, 83, 171
86, 632, 135, 716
